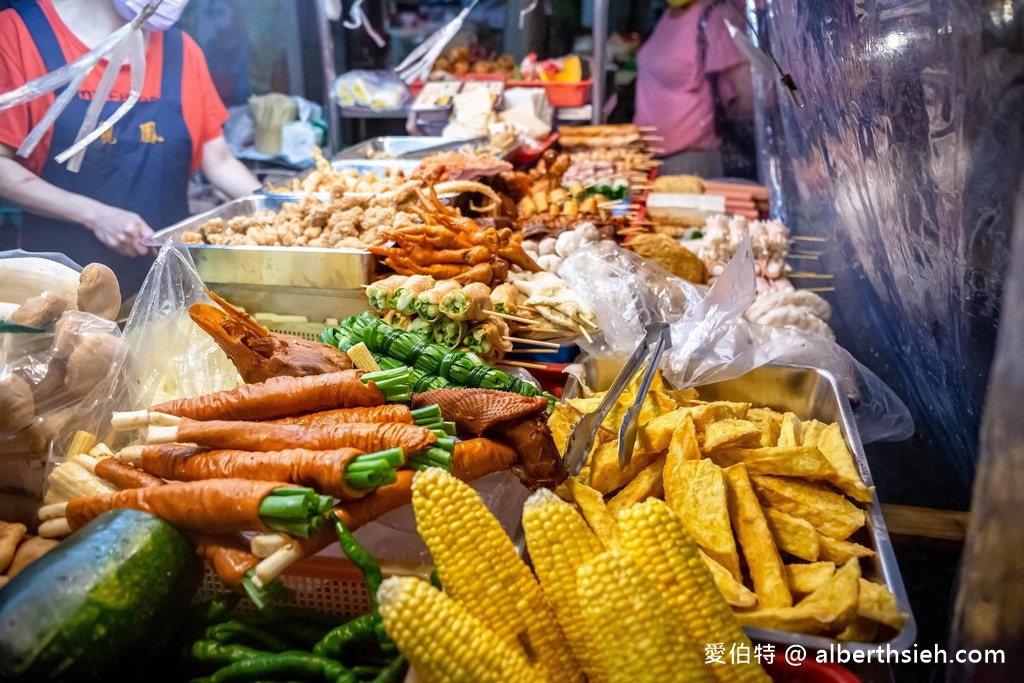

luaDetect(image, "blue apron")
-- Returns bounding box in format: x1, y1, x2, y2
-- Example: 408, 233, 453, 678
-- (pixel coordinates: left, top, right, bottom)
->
15, 1, 192, 295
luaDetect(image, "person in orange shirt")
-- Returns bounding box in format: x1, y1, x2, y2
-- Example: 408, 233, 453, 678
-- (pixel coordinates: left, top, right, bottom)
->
0, 0, 261, 294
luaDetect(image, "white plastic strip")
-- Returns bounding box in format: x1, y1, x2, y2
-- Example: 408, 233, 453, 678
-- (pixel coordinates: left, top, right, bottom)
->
57, 29, 146, 169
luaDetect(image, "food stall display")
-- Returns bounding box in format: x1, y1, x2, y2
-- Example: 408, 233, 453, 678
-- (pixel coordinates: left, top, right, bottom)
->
0, 105, 901, 682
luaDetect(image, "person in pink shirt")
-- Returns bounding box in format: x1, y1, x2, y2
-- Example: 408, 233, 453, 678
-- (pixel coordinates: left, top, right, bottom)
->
635, 0, 754, 178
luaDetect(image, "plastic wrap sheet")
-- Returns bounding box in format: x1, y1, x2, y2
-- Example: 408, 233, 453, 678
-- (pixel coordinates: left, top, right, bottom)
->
558, 241, 912, 444
744, 0, 1024, 498
950, 181, 1024, 679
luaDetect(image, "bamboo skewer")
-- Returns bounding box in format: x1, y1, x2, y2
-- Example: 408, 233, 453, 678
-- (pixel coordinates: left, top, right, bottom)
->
791, 236, 827, 242
579, 326, 594, 344
804, 287, 836, 293
786, 254, 820, 260
637, 126, 658, 131
499, 360, 549, 371
487, 310, 538, 325
787, 273, 834, 279
507, 348, 563, 354
505, 336, 562, 349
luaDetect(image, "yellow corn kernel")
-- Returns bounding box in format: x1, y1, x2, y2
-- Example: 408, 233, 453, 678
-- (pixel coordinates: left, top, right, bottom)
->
522, 489, 604, 680
577, 549, 713, 683
377, 576, 542, 683
346, 342, 381, 372
411, 469, 582, 682
618, 499, 771, 683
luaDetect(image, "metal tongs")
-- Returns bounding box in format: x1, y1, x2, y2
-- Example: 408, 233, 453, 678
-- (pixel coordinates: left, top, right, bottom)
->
563, 322, 673, 476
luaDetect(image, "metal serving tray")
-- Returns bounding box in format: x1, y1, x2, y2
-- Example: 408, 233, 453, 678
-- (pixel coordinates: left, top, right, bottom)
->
565, 359, 917, 653
334, 136, 486, 160
147, 196, 374, 322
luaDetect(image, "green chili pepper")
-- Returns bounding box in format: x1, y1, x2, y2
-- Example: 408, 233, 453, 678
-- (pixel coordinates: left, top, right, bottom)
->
312, 613, 378, 660
371, 656, 407, 683
204, 620, 293, 652
189, 640, 266, 667
201, 652, 356, 683
330, 514, 395, 654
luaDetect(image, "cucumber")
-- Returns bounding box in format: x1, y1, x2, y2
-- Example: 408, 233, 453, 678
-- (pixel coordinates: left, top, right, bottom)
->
0, 509, 202, 681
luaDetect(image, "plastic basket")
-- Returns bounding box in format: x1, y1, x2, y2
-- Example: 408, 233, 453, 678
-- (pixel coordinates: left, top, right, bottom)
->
507, 79, 592, 107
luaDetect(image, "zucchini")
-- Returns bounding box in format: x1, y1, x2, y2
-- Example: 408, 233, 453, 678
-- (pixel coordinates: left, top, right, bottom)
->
0, 509, 202, 681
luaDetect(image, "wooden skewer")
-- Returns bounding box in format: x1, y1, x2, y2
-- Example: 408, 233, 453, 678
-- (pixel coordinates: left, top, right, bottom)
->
637, 126, 659, 131
499, 360, 549, 371
786, 254, 820, 260
487, 310, 538, 325
788, 273, 834, 279
508, 348, 563, 354
506, 336, 561, 348
791, 236, 828, 242
642, 135, 665, 141
579, 326, 594, 344
804, 287, 836, 293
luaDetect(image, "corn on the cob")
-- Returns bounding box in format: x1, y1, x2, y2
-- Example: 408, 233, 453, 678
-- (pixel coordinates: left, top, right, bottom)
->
43, 460, 117, 504
618, 499, 770, 682
522, 489, 604, 680
411, 468, 581, 682
576, 549, 713, 683
67, 431, 97, 458
346, 342, 381, 372
377, 576, 542, 683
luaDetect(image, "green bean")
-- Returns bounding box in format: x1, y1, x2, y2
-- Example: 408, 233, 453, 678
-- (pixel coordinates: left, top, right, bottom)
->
372, 656, 407, 683
204, 620, 293, 652
189, 640, 265, 667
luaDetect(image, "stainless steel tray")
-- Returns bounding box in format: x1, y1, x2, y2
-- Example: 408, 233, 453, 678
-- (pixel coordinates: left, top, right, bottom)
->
147, 196, 374, 322
565, 359, 916, 653
329, 158, 420, 176
334, 136, 486, 160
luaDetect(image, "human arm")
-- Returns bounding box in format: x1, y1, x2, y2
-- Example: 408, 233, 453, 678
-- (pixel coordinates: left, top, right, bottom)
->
0, 144, 151, 256
200, 135, 261, 199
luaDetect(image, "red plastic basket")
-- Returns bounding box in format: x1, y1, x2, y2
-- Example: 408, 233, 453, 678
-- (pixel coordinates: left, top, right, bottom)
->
506, 78, 592, 107
763, 660, 860, 683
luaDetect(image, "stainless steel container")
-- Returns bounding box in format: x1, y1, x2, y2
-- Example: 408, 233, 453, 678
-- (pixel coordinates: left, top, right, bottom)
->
147, 196, 374, 322
334, 136, 486, 160
566, 358, 917, 653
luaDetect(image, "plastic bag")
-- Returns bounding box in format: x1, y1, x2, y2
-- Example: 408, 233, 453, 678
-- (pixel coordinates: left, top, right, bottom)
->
558, 241, 913, 443
0, 252, 122, 505
46, 241, 240, 469
333, 70, 409, 111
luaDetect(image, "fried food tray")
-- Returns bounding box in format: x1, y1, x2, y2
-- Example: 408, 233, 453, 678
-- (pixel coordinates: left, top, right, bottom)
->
147, 196, 374, 322
565, 359, 917, 653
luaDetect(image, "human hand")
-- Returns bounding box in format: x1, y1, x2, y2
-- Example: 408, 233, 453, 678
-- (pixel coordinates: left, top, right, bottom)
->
82, 204, 154, 257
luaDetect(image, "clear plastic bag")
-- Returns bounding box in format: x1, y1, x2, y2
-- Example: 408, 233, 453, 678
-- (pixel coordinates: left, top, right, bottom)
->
558, 241, 913, 443
46, 241, 240, 469
332, 70, 410, 111
0, 253, 122, 502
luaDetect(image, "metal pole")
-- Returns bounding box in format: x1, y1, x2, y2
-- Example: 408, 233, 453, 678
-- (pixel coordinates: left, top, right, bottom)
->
315, 0, 341, 153
591, 0, 608, 124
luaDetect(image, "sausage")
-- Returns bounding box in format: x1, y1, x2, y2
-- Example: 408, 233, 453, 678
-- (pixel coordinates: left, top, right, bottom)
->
150, 370, 383, 421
